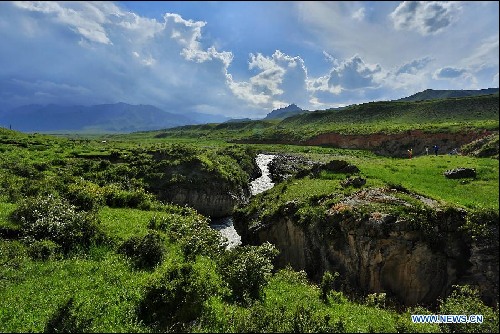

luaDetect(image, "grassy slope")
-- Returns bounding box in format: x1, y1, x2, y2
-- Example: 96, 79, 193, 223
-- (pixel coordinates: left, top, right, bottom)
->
1, 127, 498, 332
399, 88, 499, 101
122, 94, 499, 143
1, 202, 440, 333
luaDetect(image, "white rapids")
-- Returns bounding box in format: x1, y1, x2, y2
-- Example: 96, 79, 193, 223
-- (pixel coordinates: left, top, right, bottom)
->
210, 154, 276, 249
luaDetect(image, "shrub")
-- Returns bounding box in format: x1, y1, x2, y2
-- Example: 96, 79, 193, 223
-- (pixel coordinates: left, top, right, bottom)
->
27, 240, 61, 261
320, 271, 339, 302
65, 180, 105, 211
149, 214, 224, 260
438, 285, 499, 333
366, 292, 387, 309
118, 231, 166, 269
103, 185, 154, 209
138, 262, 218, 329
461, 207, 499, 241
11, 195, 104, 252
218, 242, 279, 303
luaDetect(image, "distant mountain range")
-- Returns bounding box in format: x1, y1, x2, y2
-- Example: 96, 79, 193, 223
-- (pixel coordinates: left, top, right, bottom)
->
1, 88, 498, 133
0, 103, 229, 133
398, 88, 499, 101
264, 103, 307, 120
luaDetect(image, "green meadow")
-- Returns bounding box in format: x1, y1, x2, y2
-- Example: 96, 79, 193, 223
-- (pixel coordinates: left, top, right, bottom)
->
1, 91, 499, 334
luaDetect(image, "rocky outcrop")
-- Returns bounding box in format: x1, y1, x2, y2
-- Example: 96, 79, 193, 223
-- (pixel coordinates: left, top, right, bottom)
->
444, 168, 476, 179
268, 154, 315, 182
158, 186, 250, 218
460, 134, 499, 159
146, 148, 260, 218
268, 156, 360, 183
234, 188, 499, 306
340, 176, 366, 188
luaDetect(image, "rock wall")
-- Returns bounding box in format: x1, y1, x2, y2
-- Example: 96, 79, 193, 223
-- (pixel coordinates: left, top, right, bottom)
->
235, 130, 494, 157
234, 189, 499, 306
158, 186, 249, 218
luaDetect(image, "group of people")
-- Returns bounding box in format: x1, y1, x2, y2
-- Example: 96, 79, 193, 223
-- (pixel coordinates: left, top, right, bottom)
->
407, 145, 457, 159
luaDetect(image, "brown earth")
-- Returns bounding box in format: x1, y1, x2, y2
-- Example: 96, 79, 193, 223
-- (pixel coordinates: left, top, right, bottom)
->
235, 130, 494, 157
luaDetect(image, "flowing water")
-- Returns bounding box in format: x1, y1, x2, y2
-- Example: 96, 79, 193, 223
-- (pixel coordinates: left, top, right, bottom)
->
210, 154, 276, 249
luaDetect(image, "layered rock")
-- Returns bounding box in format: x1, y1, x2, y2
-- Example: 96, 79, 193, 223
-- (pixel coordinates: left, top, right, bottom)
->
234, 188, 499, 306
158, 186, 250, 218
235, 130, 493, 157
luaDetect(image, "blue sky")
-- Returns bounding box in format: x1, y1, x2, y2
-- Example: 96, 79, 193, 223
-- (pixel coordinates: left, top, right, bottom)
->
0, 1, 498, 118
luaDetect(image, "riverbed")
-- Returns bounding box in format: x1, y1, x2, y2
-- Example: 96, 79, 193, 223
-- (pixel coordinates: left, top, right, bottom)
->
210, 153, 276, 249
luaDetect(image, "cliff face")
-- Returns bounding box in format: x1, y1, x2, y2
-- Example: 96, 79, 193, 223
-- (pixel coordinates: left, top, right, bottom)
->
234, 188, 499, 306
158, 186, 250, 218
145, 148, 261, 218
235, 130, 494, 157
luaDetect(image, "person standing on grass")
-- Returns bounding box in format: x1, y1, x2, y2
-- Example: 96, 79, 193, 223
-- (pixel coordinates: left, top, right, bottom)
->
434, 145, 439, 156
408, 148, 413, 159
425, 146, 429, 155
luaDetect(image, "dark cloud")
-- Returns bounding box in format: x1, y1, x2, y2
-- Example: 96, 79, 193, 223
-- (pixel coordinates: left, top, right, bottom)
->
434, 67, 467, 79
390, 1, 461, 35
395, 56, 434, 75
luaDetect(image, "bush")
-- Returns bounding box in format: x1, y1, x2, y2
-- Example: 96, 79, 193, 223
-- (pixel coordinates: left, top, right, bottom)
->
366, 292, 387, 309
149, 214, 224, 260
11, 195, 104, 252
320, 271, 339, 302
27, 240, 61, 261
218, 242, 279, 303
138, 261, 219, 329
103, 185, 154, 209
438, 285, 499, 333
65, 180, 105, 211
118, 231, 166, 269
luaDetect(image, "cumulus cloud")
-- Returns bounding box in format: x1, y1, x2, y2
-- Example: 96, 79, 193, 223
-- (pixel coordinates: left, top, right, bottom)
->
227, 50, 309, 110
308, 55, 382, 95
0, 1, 242, 115
1, 1, 497, 117
433, 66, 467, 79
390, 1, 462, 35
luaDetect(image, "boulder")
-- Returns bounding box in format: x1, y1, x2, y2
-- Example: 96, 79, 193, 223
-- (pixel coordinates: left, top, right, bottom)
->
444, 167, 476, 179
340, 176, 366, 188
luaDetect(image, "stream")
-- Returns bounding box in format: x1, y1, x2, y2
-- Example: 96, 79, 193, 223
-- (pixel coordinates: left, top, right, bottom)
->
210, 154, 276, 249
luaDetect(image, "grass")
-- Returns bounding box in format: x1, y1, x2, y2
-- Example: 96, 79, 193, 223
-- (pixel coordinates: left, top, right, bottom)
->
99, 207, 166, 240
1, 122, 499, 332
116, 94, 499, 144
0, 249, 150, 333
352, 155, 499, 210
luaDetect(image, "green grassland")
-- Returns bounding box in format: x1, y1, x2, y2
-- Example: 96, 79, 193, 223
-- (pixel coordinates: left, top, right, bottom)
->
121, 94, 500, 143
1, 113, 499, 334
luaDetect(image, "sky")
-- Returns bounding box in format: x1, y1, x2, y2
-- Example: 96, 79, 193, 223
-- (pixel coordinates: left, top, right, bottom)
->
0, 1, 498, 118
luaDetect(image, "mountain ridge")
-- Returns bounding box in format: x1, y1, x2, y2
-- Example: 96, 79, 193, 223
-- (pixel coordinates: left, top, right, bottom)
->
398, 88, 499, 102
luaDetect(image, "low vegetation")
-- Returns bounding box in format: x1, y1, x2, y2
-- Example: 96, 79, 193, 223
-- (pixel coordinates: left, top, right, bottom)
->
1, 119, 498, 333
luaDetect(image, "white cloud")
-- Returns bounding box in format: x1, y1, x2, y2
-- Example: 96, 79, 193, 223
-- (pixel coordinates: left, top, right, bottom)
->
352, 7, 366, 21
227, 50, 309, 110
461, 34, 499, 71
13, 1, 116, 44
308, 55, 382, 96
390, 1, 462, 35
493, 73, 499, 86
